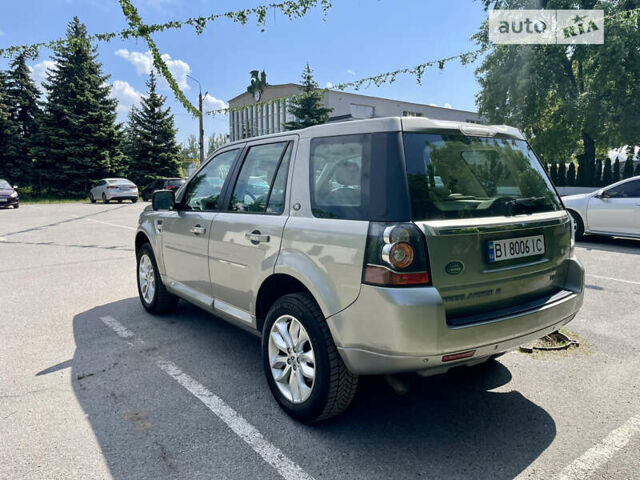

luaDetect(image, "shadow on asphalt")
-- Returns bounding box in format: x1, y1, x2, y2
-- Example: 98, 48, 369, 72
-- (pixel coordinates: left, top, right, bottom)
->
578, 235, 640, 255
66, 297, 556, 480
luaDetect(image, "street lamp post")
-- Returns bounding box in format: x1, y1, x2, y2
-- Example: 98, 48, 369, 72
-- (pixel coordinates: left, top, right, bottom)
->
187, 74, 207, 165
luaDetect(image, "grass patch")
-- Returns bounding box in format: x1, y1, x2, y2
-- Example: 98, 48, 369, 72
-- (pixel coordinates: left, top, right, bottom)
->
21, 197, 89, 204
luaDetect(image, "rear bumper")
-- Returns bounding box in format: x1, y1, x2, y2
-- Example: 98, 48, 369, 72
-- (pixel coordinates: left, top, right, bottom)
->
327, 257, 584, 375
106, 193, 138, 200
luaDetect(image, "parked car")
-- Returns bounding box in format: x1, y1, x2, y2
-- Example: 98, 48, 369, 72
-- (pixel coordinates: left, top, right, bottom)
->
134, 117, 584, 422
141, 178, 185, 202
90, 178, 138, 203
563, 175, 640, 240
0, 179, 19, 209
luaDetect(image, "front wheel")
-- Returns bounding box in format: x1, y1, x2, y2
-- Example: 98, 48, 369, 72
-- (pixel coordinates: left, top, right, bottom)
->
136, 244, 179, 314
262, 293, 358, 423
90, 193, 96, 204
569, 210, 584, 241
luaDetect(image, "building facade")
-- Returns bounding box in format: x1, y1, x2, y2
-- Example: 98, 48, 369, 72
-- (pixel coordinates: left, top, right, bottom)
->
227, 84, 482, 142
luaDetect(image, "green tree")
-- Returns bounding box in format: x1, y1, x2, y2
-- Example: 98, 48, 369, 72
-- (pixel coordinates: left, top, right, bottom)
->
126, 71, 181, 186
622, 156, 634, 179
602, 158, 613, 186
284, 64, 333, 130
3, 53, 42, 185
567, 161, 576, 186
36, 17, 125, 194
0, 72, 17, 182
557, 161, 566, 187
246, 70, 268, 98
613, 157, 621, 182
549, 162, 558, 185
634, 162, 640, 176
593, 159, 603, 186
475, 2, 640, 187
207, 132, 227, 158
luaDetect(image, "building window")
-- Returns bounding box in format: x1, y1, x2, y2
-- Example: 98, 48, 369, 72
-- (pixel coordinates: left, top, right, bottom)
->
403, 111, 423, 117
350, 104, 375, 119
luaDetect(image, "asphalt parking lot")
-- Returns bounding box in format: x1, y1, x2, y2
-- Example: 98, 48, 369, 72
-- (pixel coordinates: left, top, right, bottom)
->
1, 203, 639, 480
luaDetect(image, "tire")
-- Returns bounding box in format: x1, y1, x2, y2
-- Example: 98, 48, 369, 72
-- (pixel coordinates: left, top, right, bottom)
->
14, 203, 19, 209
568, 210, 584, 241
117, 199, 122, 203
136, 243, 179, 314
102, 193, 109, 204
132, 197, 138, 203
90, 193, 96, 204
262, 293, 358, 423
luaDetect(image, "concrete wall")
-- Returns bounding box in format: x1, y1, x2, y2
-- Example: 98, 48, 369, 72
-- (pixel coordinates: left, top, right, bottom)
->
323, 90, 481, 123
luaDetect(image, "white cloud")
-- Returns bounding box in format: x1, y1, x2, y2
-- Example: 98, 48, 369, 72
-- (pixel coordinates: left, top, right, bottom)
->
115, 49, 191, 90
325, 81, 334, 89
347, 69, 356, 76
443, 103, 452, 109
111, 80, 143, 113
0, 29, 5, 37
29, 60, 57, 90
203, 94, 227, 112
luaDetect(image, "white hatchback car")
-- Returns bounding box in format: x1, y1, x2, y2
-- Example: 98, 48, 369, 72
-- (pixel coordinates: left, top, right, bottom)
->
90, 178, 139, 204
563, 175, 640, 240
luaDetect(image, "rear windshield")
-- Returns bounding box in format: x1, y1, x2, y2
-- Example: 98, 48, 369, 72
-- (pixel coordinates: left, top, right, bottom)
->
403, 133, 562, 220
167, 179, 185, 187
109, 179, 134, 185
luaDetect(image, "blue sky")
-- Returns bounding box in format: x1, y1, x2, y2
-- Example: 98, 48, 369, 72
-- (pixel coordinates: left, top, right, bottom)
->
0, 0, 488, 146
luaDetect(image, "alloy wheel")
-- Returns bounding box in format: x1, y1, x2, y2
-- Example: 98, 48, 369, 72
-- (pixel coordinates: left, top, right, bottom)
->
268, 315, 316, 404
138, 254, 156, 305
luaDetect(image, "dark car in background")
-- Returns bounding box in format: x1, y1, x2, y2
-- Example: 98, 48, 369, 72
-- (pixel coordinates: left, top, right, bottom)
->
141, 178, 185, 201
0, 179, 19, 209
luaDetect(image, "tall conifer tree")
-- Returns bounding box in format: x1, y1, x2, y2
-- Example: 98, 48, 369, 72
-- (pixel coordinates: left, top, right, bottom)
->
125, 71, 181, 187
36, 17, 124, 193
284, 64, 332, 130
4, 52, 41, 185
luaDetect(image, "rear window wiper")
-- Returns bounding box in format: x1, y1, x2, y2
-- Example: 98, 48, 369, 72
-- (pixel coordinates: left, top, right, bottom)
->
507, 196, 548, 215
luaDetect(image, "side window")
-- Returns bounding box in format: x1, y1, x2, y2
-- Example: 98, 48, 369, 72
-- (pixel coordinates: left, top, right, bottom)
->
183, 149, 238, 211
310, 134, 369, 219
607, 180, 640, 198
266, 144, 293, 214
229, 142, 289, 213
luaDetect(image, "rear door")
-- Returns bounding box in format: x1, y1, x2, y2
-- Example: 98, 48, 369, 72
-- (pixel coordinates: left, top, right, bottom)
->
161, 148, 241, 306
208, 138, 295, 325
587, 179, 640, 236
402, 130, 572, 325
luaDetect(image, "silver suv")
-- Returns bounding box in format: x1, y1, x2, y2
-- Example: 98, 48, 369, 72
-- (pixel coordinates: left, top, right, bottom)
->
135, 117, 584, 422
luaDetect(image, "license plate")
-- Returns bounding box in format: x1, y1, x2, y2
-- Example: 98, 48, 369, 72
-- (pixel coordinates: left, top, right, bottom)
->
488, 235, 544, 263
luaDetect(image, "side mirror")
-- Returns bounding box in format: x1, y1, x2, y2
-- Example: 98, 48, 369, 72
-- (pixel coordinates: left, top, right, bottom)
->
13, 185, 18, 190
152, 190, 175, 211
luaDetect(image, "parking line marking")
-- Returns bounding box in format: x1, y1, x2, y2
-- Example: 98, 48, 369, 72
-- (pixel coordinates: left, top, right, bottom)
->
157, 360, 315, 480
100, 315, 314, 480
555, 414, 640, 480
100, 315, 135, 339
586, 274, 640, 286
86, 218, 136, 231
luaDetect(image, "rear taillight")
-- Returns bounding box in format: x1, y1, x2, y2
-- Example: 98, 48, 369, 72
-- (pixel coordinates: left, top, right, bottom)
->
362, 222, 431, 287
107, 186, 118, 189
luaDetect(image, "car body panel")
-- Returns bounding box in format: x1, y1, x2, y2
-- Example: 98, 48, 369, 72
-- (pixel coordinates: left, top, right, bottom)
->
0, 180, 19, 207
563, 176, 640, 238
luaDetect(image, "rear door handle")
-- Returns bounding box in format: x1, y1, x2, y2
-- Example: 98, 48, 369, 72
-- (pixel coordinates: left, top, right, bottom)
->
245, 231, 270, 244
190, 225, 206, 235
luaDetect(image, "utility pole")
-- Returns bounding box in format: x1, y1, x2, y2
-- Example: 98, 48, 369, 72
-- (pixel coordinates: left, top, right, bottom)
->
187, 74, 206, 165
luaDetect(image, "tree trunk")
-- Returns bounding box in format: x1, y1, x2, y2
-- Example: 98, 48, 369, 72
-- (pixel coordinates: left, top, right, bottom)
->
580, 131, 596, 186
